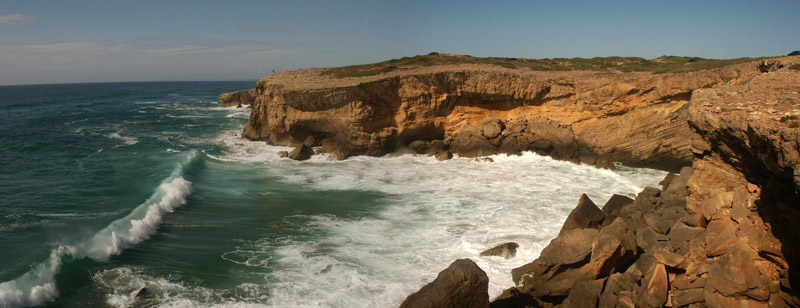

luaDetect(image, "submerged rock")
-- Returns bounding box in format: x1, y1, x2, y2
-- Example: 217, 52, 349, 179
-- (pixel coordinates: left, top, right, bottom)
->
480, 242, 519, 259
288, 144, 313, 161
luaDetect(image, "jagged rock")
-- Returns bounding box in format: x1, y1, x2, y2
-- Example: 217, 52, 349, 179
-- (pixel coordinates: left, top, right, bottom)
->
642, 263, 668, 307
644, 214, 671, 234
789, 51, 800, 56
706, 240, 769, 300
480, 242, 519, 259
672, 288, 704, 307
758, 60, 784, 73
700, 190, 733, 221
277, 151, 289, 158
288, 144, 314, 161
595, 160, 615, 170
602, 194, 634, 217
400, 259, 489, 308
450, 124, 497, 157
561, 278, 606, 308
589, 218, 637, 278
559, 194, 607, 235
667, 221, 704, 252
704, 218, 737, 257
635, 186, 662, 214
489, 287, 536, 308
653, 248, 685, 269
481, 119, 505, 139
512, 228, 598, 283
659, 172, 676, 190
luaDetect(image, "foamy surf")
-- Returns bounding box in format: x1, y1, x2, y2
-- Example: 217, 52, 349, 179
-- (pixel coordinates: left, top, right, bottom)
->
0, 151, 197, 308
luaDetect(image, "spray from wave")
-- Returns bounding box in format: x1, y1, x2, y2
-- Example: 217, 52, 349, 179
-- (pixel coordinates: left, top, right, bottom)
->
0, 152, 197, 308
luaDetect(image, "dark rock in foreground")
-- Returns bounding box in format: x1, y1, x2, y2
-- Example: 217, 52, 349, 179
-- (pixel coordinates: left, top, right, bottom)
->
400, 259, 489, 308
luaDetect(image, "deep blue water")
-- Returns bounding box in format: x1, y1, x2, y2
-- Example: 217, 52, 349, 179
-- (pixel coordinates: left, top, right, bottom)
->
0, 81, 665, 307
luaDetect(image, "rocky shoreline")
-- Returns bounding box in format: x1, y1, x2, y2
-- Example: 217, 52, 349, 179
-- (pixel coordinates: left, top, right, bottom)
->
226, 54, 800, 307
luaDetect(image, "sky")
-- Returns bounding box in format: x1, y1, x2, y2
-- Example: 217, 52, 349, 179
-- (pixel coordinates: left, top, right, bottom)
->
0, 0, 798, 85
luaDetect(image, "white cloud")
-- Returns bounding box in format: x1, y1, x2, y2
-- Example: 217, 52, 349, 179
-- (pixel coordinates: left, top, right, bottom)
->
0, 13, 35, 25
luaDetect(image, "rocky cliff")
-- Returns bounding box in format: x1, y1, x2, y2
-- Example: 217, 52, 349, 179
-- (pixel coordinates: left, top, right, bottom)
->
228, 54, 800, 307
220, 89, 256, 107
401, 57, 800, 308
240, 55, 762, 172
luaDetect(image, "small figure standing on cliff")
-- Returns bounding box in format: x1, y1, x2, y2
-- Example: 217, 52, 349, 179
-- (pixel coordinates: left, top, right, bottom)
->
272, 69, 275, 74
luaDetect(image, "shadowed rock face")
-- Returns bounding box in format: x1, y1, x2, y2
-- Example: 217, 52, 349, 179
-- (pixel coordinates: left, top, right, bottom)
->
240, 61, 763, 172
399, 259, 490, 308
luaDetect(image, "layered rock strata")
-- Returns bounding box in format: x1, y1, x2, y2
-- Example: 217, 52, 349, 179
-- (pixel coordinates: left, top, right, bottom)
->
406, 58, 800, 307
241, 60, 764, 172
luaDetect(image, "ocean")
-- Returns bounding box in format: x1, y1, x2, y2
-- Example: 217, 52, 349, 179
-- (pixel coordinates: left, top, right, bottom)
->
0, 81, 665, 307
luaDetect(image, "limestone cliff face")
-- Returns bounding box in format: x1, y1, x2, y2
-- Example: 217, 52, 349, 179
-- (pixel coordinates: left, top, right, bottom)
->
220, 89, 256, 107
243, 63, 759, 171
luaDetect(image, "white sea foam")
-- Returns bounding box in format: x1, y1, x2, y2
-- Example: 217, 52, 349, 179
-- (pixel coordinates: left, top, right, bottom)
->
148, 136, 664, 307
0, 152, 196, 308
106, 132, 139, 146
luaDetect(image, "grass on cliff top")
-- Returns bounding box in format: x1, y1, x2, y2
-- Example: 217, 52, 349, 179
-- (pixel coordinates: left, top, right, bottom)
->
319, 52, 760, 78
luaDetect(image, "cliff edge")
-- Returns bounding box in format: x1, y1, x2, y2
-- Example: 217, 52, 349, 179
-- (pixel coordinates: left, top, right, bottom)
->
240, 54, 764, 172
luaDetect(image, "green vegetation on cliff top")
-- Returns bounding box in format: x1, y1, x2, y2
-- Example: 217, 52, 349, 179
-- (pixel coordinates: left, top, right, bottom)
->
320, 52, 759, 78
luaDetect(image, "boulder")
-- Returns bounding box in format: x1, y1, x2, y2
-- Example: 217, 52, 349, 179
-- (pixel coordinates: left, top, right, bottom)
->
598, 272, 637, 308
511, 228, 598, 284
434, 151, 453, 161
560, 194, 607, 235
481, 119, 505, 139
704, 218, 737, 257
480, 242, 519, 259
700, 190, 733, 221
489, 288, 536, 308
642, 263, 668, 307
450, 124, 497, 157
602, 194, 634, 217
561, 278, 606, 308
400, 259, 490, 308
589, 218, 637, 278
408, 140, 430, 154
789, 51, 800, 56
277, 151, 289, 158
288, 144, 314, 161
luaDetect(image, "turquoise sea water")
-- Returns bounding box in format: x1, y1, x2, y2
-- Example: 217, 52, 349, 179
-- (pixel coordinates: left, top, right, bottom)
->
0, 82, 666, 307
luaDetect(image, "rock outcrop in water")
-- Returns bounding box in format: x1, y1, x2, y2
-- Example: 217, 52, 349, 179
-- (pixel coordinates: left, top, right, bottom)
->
220, 89, 256, 107
239, 55, 768, 172
228, 54, 800, 307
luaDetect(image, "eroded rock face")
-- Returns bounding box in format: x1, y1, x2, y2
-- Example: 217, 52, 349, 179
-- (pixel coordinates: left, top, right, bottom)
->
490, 56, 800, 308
239, 61, 764, 171
219, 89, 256, 107
400, 259, 489, 308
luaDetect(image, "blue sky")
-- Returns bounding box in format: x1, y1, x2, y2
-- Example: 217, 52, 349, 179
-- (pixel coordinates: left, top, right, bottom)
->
0, 0, 797, 85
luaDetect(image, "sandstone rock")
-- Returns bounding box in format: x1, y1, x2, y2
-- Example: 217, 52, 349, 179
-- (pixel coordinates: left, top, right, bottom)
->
598, 272, 637, 308
653, 248, 686, 269
481, 119, 505, 139
700, 190, 733, 221
704, 218, 737, 257
561, 278, 606, 308
480, 242, 519, 259
706, 240, 768, 300
590, 218, 637, 278
512, 228, 598, 288
635, 186, 662, 214
642, 263, 668, 307
659, 172, 676, 190
644, 214, 671, 234
450, 124, 497, 157
601, 194, 634, 217
672, 288, 704, 307
288, 144, 314, 161
400, 259, 489, 308
277, 151, 289, 158
489, 287, 536, 308
559, 194, 607, 235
